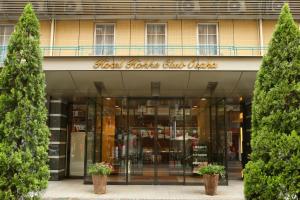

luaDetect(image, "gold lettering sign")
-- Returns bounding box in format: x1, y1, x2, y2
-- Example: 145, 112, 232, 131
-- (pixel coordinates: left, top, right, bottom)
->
93, 58, 217, 70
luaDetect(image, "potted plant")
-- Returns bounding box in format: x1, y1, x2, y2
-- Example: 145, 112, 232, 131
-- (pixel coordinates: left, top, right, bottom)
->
88, 162, 113, 194
197, 164, 225, 196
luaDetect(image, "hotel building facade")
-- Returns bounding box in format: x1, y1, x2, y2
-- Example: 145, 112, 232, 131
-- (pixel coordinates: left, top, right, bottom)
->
1, 0, 299, 185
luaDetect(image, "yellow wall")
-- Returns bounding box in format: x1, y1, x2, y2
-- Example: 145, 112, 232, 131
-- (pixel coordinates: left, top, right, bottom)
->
40, 20, 51, 47
233, 20, 260, 56
168, 20, 182, 56
33, 19, 279, 56
182, 20, 197, 56
263, 20, 277, 46
219, 20, 234, 56
116, 20, 130, 56
79, 20, 94, 56
130, 20, 145, 56
54, 20, 80, 56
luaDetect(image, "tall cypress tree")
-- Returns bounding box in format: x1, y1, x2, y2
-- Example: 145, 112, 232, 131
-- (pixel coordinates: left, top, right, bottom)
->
244, 4, 300, 200
0, 4, 49, 199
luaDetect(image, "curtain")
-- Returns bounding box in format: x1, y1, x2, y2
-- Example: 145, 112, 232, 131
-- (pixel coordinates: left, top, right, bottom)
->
147, 24, 165, 55
0, 25, 14, 61
198, 24, 217, 56
95, 24, 114, 55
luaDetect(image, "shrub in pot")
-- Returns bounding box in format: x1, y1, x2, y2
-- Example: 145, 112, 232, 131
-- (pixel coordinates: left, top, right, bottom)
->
88, 162, 113, 194
197, 164, 225, 196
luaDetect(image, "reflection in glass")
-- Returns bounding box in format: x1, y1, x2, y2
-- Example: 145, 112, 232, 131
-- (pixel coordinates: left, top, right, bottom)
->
128, 99, 155, 184
185, 98, 210, 184
75, 97, 228, 184
156, 99, 184, 184
102, 98, 127, 183
70, 101, 87, 177
84, 99, 96, 182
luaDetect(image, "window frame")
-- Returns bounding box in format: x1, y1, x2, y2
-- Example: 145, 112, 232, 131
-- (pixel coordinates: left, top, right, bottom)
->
94, 23, 116, 56
197, 23, 219, 56
145, 23, 167, 56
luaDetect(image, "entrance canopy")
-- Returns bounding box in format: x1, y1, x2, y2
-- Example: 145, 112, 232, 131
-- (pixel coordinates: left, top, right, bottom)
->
44, 56, 259, 98
45, 70, 256, 98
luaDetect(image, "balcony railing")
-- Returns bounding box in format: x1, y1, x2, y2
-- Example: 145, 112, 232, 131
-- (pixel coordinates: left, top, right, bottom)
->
0, 45, 267, 62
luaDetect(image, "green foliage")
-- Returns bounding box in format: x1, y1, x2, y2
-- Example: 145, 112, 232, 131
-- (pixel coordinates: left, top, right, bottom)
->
197, 164, 225, 178
244, 4, 300, 200
0, 4, 50, 200
88, 162, 113, 176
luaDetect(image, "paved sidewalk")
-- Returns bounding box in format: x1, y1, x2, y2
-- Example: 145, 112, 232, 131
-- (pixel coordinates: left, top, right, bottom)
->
42, 179, 245, 200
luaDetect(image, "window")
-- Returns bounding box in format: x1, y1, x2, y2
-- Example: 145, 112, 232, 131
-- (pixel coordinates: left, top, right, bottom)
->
95, 24, 115, 55
0, 25, 14, 61
146, 24, 166, 55
198, 24, 218, 56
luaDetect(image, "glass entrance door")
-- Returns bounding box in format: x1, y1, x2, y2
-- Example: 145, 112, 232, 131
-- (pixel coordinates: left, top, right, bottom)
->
156, 99, 184, 184
81, 97, 228, 185
127, 98, 184, 184
128, 99, 155, 184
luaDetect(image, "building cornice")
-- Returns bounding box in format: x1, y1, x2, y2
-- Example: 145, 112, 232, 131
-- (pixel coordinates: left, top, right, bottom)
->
0, 0, 299, 20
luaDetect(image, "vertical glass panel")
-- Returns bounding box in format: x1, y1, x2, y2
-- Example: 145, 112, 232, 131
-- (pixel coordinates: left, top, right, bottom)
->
207, 35, 217, 55
199, 35, 207, 44
95, 97, 102, 163
226, 98, 243, 180
207, 25, 216, 34
185, 98, 210, 184
95, 35, 104, 55
214, 98, 227, 184
198, 25, 206, 35
147, 24, 155, 34
128, 99, 155, 184
70, 132, 86, 176
105, 25, 114, 34
147, 35, 156, 45
102, 98, 126, 183
105, 35, 114, 55
70, 100, 87, 177
207, 35, 216, 45
156, 99, 184, 184
84, 99, 96, 182
96, 26, 104, 35
156, 24, 165, 34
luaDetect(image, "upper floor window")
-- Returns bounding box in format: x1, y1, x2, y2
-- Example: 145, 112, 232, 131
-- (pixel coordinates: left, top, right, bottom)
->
0, 25, 14, 61
146, 24, 166, 55
95, 24, 115, 56
198, 24, 218, 56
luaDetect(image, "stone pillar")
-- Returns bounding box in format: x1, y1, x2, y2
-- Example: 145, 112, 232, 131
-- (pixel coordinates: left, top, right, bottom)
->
48, 98, 68, 181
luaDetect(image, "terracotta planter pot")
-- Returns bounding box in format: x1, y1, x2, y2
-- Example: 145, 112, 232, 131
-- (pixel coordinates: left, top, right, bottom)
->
203, 174, 219, 196
92, 175, 107, 194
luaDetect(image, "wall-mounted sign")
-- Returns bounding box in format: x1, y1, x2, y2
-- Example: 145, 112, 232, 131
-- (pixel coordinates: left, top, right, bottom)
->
93, 58, 217, 70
